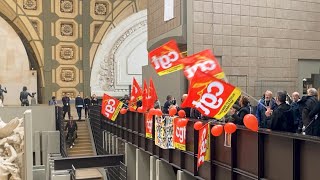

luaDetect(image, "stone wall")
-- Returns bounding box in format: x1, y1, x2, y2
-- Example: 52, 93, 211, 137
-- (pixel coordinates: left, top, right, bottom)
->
147, 0, 182, 41
190, 0, 320, 97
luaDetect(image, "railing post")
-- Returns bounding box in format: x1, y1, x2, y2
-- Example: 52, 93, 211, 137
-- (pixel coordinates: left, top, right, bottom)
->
293, 139, 300, 180
258, 133, 265, 179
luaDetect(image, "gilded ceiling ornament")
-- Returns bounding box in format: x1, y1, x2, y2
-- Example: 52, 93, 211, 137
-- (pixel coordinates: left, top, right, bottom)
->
60, 23, 74, 36
60, 0, 73, 13
23, 0, 37, 10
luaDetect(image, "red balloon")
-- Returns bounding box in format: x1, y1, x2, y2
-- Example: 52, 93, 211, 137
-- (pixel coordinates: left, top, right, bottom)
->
137, 107, 144, 113
211, 125, 223, 136
149, 108, 156, 115
177, 118, 188, 126
224, 122, 237, 134
120, 108, 127, 114
155, 109, 163, 116
194, 121, 203, 130
169, 107, 177, 116
178, 110, 186, 118
129, 106, 135, 111
243, 114, 259, 132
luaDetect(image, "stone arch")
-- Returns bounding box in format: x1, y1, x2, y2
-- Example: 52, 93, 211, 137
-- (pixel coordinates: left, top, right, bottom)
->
0, 0, 44, 103
90, 10, 148, 97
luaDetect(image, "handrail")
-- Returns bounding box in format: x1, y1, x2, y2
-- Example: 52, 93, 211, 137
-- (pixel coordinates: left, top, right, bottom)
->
56, 106, 68, 157
53, 154, 124, 170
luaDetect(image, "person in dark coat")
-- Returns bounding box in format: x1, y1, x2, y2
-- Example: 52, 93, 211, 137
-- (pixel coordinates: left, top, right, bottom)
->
163, 95, 176, 114
65, 116, 78, 148
230, 96, 250, 125
20, 86, 34, 106
256, 90, 277, 128
290, 92, 300, 132
297, 88, 318, 135
84, 96, 91, 118
75, 94, 84, 120
91, 94, 98, 105
62, 94, 71, 120
308, 101, 320, 136
0, 84, 7, 104
265, 91, 294, 132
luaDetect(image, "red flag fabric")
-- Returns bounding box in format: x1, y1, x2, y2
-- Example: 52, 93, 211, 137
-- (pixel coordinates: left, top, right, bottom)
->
148, 39, 184, 76
181, 70, 241, 119
173, 117, 187, 151
197, 123, 209, 169
142, 80, 149, 111
101, 93, 123, 121
149, 78, 158, 109
180, 49, 224, 81
129, 77, 142, 110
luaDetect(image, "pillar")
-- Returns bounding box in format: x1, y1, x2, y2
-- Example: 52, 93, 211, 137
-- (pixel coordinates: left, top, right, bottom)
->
136, 149, 150, 180
24, 110, 33, 180
125, 143, 136, 180
150, 156, 157, 180
177, 170, 196, 180
156, 159, 176, 180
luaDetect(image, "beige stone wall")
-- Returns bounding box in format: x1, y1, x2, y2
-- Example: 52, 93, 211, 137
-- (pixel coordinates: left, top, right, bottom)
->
0, 17, 37, 105
191, 0, 320, 98
147, 0, 182, 40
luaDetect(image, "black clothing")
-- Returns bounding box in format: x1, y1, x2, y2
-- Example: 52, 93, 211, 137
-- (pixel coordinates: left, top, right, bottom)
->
62, 96, 71, 119
231, 105, 250, 125
269, 103, 294, 132
0, 88, 7, 102
65, 121, 78, 146
75, 96, 84, 120
298, 96, 318, 134
307, 101, 320, 136
91, 97, 98, 105
20, 91, 33, 106
163, 100, 171, 114
84, 98, 91, 118
291, 101, 300, 132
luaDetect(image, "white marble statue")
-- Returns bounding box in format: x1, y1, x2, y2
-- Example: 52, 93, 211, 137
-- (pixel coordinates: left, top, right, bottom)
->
0, 117, 24, 180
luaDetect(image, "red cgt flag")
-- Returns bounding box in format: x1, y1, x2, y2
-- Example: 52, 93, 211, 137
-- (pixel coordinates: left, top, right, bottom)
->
129, 77, 142, 110
180, 49, 224, 81
101, 93, 123, 121
181, 70, 241, 119
149, 78, 158, 109
197, 123, 209, 169
142, 80, 149, 111
148, 39, 184, 76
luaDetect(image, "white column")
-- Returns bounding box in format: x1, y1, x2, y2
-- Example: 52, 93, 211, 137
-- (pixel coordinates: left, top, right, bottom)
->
125, 143, 136, 180
136, 149, 150, 180
156, 159, 176, 180
150, 156, 157, 180
177, 170, 196, 180
24, 110, 33, 180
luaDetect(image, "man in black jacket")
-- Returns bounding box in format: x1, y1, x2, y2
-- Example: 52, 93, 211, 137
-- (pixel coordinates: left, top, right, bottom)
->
84, 96, 91, 118
75, 94, 84, 120
308, 101, 320, 136
265, 91, 294, 132
298, 88, 318, 135
62, 94, 71, 120
65, 116, 77, 148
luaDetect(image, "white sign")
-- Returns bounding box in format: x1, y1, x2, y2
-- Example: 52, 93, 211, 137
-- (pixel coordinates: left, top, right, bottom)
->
164, 0, 174, 21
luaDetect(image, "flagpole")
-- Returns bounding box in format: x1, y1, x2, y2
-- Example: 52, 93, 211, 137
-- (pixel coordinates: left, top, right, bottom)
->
241, 91, 268, 109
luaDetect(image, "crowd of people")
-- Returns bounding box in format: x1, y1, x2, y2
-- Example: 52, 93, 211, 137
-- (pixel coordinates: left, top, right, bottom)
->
120, 87, 320, 137
49, 93, 98, 149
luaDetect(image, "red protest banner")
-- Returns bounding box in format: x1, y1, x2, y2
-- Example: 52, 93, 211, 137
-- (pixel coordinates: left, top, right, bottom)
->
101, 93, 123, 121
129, 77, 142, 110
180, 49, 224, 81
145, 113, 153, 139
181, 70, 241, 119
148, 39, 184, 76
173, 117, 187, 151
197, 123, 209, 169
